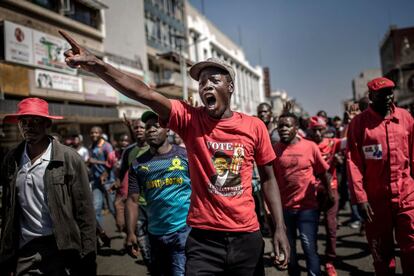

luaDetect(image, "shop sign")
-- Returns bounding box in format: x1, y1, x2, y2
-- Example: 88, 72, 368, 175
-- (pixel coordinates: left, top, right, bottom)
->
35, 69, 82, 92
84, 78, 118, 104
4, 21, 33, 66
4, 21, 76, 75
33, 30, 75, 75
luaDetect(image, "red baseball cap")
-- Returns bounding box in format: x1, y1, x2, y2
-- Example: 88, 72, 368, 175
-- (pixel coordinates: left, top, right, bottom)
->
3, 97, 63, 123
309, 116, 327, 129
367, 77, 395, 92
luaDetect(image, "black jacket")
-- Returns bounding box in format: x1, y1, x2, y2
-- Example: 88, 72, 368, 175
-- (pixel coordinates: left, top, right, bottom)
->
0, 138, 96, 265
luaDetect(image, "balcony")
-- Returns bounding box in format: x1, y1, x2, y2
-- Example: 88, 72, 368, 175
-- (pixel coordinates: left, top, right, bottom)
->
149, 71, 184, 98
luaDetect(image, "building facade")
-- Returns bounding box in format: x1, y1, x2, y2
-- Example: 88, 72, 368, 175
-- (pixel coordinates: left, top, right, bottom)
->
143, 0, 192, 100
0, 0, 150, 152
380, 26, 414, 110
352, 69, 382, 100
186, 3, 264, 115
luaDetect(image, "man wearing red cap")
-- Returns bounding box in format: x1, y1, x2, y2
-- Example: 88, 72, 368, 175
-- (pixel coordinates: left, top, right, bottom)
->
308, 115, 347, 276
347, 77, 414, 275
0, 98, 96, 275
60, 30, 289, 275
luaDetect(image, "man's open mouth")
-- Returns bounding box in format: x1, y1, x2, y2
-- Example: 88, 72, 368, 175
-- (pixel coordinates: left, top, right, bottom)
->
204, 93, 217, 109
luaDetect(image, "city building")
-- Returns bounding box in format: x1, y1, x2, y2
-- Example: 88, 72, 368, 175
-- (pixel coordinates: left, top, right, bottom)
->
0, 0, 112, 152
268, 90, 304, 117
186, 3, 265, 115
143, 0, 192, 100
380, 25, 414, 110
0, 0, 151, 153
352, 69, 382, 100
101, 0, 149, 141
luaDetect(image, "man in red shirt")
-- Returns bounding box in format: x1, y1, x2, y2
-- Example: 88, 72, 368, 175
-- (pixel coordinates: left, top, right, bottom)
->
273, 110, 334, 276
308, 116, 346, 276
60, 31, 289, 275
347, 77, 414, 275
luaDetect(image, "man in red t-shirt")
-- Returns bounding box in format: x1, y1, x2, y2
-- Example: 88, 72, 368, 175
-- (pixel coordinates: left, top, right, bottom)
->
273, 111, 334, 276
308, 116, 346, 276
60, 31, 290, 275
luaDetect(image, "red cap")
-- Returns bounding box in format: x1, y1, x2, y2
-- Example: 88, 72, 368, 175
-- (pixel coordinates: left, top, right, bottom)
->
3, 97, 63, 123
367, 77, 395, 92
309, 116, 327, 129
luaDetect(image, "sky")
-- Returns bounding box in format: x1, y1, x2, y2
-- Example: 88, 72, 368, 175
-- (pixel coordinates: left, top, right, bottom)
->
189, 0, 414, 116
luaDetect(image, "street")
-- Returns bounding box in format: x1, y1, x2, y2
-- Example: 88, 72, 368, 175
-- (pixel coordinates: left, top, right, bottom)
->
97, 207, 402, 276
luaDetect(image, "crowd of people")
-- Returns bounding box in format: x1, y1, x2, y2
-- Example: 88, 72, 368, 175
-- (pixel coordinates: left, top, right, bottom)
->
0, 29, 413, 276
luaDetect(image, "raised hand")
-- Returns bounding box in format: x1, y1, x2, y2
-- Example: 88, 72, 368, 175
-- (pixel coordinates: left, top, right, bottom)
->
59, 30, 103, 72
123, 112, 132, 128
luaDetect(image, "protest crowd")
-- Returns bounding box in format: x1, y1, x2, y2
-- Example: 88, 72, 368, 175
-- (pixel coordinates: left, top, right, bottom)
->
0, 30, 414, 276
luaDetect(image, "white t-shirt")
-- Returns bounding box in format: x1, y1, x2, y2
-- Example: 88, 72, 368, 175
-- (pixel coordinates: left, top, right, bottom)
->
77, 146, 89, 162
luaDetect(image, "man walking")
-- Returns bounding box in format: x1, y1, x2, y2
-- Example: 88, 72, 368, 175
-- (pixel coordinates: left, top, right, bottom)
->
61, 30, 289, 275
308, 116, 346, 276
273, 109, 333, 276
117, 119, 151, 270
257, 102, 279, 144
89, 126, 116, 225
347, 77, 414, 275
0, 97, 96, 275
126, 110, 191, 276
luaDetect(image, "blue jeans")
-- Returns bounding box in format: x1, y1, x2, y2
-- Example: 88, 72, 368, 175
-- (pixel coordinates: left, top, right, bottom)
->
284, 209, 321, 276
136, 205, 152, 270
92, 180, 115, 225
149, 225, 191, 276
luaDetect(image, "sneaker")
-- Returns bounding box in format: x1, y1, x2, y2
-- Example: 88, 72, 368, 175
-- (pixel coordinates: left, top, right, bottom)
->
349, 220, 361, 229
325, 262, 337, 276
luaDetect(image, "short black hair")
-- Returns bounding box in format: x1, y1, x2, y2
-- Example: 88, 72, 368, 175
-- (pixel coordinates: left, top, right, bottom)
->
213, 151, 232, 164
257, 102, 272, 110
91, 126, 103, 134
279, 112, 298, 126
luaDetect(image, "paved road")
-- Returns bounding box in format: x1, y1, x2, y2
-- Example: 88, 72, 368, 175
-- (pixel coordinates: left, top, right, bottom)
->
97, 208, 402, 275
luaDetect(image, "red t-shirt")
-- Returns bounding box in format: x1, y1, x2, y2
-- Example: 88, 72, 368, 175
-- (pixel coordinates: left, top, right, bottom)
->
273, 138, 329, 210
163, 100, 276, 232
317, 138, 343, 189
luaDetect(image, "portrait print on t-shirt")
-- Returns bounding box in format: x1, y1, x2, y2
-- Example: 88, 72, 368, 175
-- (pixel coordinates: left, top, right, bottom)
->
207, 142, 245, 197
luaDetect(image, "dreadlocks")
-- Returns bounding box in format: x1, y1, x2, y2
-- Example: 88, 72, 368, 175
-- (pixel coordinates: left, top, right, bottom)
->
279, 101, 298, 126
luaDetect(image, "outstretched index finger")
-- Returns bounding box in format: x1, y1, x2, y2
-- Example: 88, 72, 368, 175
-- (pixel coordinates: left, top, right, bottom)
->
58, 30, 82, 53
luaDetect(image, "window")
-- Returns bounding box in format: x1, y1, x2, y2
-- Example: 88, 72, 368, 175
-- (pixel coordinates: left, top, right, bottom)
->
66, 1, 101, 29
30, 0, 59, 12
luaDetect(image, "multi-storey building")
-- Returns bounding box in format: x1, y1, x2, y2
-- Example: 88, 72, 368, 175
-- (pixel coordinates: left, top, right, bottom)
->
0, 0, 149, 152
143, 0, 193, 100
380, 25, 414, 110
352, 69, 382, 101
186, 3, 264, 115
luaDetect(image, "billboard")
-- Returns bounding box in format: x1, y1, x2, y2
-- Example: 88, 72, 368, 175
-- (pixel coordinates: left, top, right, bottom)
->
35, 69, 82, 92
4, 21, 33, 66
4, 21, 76, 74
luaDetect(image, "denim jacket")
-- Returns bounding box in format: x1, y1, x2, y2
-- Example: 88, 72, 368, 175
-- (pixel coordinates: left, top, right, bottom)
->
0, 138, 96, 264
